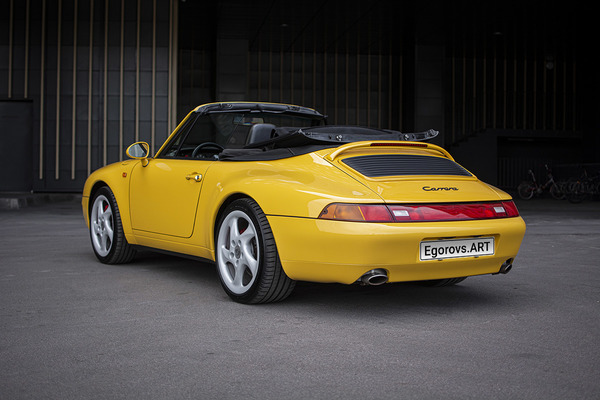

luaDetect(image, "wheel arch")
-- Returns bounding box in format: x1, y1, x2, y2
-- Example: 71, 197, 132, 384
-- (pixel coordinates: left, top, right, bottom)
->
83, 179, 111, 228
88, 184, 137, 264
88, 180, 109, 213
213, 192, 254, 241
85, 177, 136, 243
212, 194, 296, 303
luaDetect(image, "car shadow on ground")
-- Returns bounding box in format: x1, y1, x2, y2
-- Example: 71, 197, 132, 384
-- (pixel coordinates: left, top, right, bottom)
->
288, 279, 518, 314
120, 249, 220, 282
112, 249, 523, 315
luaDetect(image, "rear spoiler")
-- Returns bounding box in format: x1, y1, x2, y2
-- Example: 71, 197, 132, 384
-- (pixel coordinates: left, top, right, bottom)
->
325, 140, 454, 162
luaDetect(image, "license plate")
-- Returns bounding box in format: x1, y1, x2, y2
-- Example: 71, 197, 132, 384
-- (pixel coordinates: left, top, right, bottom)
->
420, 237, 495, 261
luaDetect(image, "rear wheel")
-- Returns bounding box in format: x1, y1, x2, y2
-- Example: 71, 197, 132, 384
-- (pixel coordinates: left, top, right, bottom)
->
417, 277, 468, 287
89, 186, 136, 264
567, 181, 586, 203
215, 198, 295, 304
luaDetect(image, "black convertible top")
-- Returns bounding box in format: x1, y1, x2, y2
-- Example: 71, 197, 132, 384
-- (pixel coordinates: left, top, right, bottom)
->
170, 102, 439, 162
244, 126, 439, 148
219, 125, 439, 161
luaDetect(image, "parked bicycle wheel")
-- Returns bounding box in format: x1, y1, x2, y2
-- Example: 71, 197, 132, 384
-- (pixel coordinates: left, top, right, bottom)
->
517, 181, 535, 200
567, 181, 586, 203
549, 182, 565, 200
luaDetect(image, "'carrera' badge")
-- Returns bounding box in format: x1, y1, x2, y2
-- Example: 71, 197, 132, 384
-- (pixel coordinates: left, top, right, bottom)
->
422, 186, 459, 191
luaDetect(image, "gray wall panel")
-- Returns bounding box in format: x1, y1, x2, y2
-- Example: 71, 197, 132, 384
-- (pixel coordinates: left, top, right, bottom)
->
0, 0, 176, 191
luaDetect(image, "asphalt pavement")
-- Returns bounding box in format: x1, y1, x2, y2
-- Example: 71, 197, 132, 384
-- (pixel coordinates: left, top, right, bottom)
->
1, 196, 599, 399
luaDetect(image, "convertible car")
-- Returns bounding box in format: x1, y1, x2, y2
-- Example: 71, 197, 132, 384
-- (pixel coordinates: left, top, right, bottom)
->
82, 102, 526, 304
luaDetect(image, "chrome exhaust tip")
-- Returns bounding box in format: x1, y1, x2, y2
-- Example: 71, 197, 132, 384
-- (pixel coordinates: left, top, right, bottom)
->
497, 259, 514, 274
359, 269, 388, 286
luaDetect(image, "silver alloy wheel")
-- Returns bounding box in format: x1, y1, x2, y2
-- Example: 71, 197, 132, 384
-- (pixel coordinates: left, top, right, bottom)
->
90, 194, 114, 257
217, 210, 260, 295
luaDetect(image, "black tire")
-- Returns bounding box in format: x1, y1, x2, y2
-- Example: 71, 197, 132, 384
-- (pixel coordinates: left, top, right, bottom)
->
417, 277, 468, 287
549, 182, 565, 200
89, 186, 136, 264
567, 181, 585, 204
215, 198, 296, 304
517, 181, 534, 200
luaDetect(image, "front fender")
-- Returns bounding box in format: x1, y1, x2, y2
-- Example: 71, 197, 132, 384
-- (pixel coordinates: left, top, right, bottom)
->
82, 160, 141, 241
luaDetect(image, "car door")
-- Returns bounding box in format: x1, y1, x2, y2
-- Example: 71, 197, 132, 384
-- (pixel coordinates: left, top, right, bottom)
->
129, 114, 219, 238
129, 159, 211, 238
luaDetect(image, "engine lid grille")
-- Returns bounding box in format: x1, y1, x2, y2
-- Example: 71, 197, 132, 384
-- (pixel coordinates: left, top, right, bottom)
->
341, 154, 472, 177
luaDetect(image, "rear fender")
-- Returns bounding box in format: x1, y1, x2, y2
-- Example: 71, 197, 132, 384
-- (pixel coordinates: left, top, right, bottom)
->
194, 153, 383, 257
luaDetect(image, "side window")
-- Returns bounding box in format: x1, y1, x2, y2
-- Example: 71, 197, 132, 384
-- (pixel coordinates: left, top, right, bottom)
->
161, 115, 217, 159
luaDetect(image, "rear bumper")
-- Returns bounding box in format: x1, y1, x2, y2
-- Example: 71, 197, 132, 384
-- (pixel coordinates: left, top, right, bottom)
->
268, 215, 526, 284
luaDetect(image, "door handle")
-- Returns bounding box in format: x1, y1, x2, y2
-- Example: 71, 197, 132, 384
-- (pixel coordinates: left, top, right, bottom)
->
185, 173, 202, 182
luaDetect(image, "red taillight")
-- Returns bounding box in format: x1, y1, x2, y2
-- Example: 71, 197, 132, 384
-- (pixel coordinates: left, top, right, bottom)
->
500, 201, 520, 217
388, 202, 519, 221
318, 201, 519, 222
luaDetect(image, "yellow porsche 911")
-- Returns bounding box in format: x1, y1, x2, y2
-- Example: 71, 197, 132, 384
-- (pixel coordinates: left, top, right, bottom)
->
82, 102, 526, 304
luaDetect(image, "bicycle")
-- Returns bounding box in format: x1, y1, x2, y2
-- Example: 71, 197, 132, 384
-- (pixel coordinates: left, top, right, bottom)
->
566, 168, 600, 203
517, 164, 564, 200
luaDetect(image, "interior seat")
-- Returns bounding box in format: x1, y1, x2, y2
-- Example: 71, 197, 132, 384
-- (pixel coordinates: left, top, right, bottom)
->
245, 123, 276, 145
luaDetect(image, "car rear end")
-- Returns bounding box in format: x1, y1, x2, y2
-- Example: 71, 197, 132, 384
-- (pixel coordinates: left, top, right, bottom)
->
268, 141, 526, 285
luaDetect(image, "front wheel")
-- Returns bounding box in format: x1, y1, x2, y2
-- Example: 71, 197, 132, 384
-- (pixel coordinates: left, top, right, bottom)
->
517, 181, 535, 200
215, 198, 295, 304
89, 186, 136, 264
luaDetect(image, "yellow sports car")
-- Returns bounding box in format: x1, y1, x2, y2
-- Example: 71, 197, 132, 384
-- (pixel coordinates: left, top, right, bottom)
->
82, 102, 526, 304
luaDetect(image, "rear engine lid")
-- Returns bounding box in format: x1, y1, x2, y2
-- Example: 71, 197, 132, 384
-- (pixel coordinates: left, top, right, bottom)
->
359, 177, 506, 203
324, 141, 506, 203
342, 153, 472, 178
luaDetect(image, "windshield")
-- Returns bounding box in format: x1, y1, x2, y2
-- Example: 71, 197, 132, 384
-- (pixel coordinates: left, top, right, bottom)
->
159, 110, 325, 159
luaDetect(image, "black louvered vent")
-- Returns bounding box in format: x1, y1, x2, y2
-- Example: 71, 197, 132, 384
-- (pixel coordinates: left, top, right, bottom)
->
341, 154, 472, 177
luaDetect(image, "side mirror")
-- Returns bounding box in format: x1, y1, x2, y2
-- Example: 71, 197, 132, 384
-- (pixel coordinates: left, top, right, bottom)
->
126, 142, 150, 166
